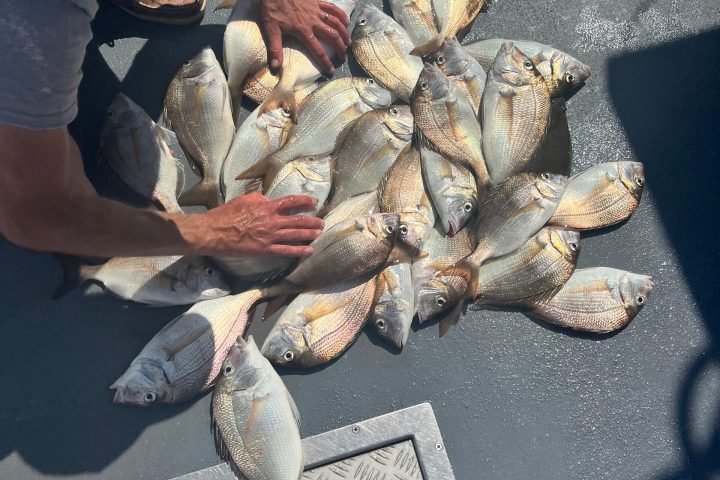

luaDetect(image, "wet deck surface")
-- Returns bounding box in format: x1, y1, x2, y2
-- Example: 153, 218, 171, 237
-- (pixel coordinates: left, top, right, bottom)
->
1, 0, 719, 479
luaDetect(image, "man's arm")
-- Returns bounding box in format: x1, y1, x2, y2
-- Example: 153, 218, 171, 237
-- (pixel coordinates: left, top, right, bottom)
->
0, 125, 323, 257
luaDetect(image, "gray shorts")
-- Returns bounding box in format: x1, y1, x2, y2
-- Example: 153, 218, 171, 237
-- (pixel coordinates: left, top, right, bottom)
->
0, 0, 98, 129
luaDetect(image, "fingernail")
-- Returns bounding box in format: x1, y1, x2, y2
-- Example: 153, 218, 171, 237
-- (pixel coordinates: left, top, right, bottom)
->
270, 59, 280, 70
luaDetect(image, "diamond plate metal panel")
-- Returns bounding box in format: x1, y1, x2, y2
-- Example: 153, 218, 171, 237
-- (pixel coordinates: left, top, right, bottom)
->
302, 440, 422, 480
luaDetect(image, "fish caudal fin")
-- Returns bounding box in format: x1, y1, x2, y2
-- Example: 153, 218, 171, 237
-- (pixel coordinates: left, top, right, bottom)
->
259, 83, 298, 123
178, 180, 222, 209
53, 255, 100, 299
410, 35, 446, 57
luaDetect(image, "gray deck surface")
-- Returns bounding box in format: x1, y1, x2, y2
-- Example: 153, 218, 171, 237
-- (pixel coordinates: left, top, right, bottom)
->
1, 0, 719, 479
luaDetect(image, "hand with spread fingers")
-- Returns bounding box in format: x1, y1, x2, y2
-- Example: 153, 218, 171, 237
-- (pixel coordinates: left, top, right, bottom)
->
260, 0, 351, 76
191, 192, 324, 257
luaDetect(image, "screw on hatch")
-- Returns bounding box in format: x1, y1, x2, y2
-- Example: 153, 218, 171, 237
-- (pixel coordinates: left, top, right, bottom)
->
352, 425, 360, 434
435, 442, 443, 451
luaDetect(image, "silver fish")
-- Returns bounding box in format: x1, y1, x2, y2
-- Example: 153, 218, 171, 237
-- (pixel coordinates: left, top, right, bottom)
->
420, 147, 477, 235
222, 106, 292, 202
481, 42, 551, 183
431, 37, 486, 113
325, 106, 413, 212
212, 336, 303, 480
164, 48, 234, 208
99, 93, 184, 213
111, 290, 262, 406
370, 262, 415, 348
463, 38, 591, 97
261, 276, 377, 367
388, 0, 437, 47
351, 5, 424, 102
525, 268, 654, 333
55, 255, 230, 306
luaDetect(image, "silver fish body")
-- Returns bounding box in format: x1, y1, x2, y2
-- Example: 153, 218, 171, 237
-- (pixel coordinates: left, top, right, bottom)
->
421, 147, 477, 235
112, 290, 262, 406
326, 106, 413, 212
351, 5, 424, 102
463, 38, 591, 97
165, 48, 234, 208
212, 336, 303, 480
262, 276, 377, 367
370, 262, 415, 348
468, 172, 567, 266
100, 94, 183, 213
481, 42, 551, 183
222, 107, 292, 202
526, 268, 654, 333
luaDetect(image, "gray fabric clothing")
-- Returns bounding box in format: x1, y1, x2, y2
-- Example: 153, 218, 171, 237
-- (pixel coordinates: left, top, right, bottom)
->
0, 1, 99, 129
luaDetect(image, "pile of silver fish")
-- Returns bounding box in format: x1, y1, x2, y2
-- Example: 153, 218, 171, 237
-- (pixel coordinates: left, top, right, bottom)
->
79, 0, 654, 478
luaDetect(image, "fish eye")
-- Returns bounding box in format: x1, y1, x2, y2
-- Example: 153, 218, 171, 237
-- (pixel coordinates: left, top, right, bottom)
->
358, 18, 367, 26
183, 60, 191, 66
384, 224, 396, 234
399, 225, 409, 235
367, 78, 375, 85
635, 177, 644, 187
375, 318, 386, 330
281, 107, 291, 117
144, 392, 157, 403
523, 60, 534, 70
420, 81, 429, 90
636, 295, 645, 305
436, 54, 445, 65
390, 107, 398, 115
463, 202, 473, 213
283, 351, 295, 362
223, 365, 234, 375
565, 73, 575, 83
435, 297, 446, 307
541, 172, 550, 180
205, 267, 215, 276
569, 242, 578, 251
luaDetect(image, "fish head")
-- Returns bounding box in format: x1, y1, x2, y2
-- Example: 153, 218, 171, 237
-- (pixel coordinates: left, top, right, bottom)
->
178, 48, 218, 79
259, 107, 294, 130
355, 77, 394, 109
619, 272, 654, 317
382, 105, 414, 141
371, 296, 413, 348
353, 4, 391, 37
413, 63, 451, 103
220, 336, 265, 391
544, 227, 581, 264
433, 38, 469, 78
415, 264, 472, 323
261, 324, 309, 367
493, 42, 544, 87
617, 161, 645, 201
533, 172, 568, 203
111, 360, 173, 407
397, 214, 432, 254
368, 213, 402, 240
104, 93, 145, 130
179, 258, 231, 299
545, 51, 591, 96
441, 188, 478, 236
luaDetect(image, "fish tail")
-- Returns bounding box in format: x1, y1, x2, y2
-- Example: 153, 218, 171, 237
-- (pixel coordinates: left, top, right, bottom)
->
259, 82, 298, 123
53, 255, 97, 299
178, 180, 222, 208
410, 35, 446, 57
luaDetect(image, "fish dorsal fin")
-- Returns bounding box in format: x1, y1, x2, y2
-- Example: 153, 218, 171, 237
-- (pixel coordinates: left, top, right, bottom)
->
244, 177, 264, 194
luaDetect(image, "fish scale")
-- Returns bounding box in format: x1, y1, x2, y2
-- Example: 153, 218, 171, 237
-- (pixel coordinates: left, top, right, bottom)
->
472, 227, 579, 306
352, 5, 424, 102
389, 0, 437, 47
549, 162, 644, 230
327, 107, 413, 211
481, 43, 551, 183
526, 268, 654, 333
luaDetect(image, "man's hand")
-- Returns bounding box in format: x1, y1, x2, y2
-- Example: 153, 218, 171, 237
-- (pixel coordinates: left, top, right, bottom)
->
185, 192, 324, 257
260, 0, 351, 76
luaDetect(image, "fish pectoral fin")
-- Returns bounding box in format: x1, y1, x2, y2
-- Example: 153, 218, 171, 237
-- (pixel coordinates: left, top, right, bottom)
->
438, 302, 464, 337
383, 269, 402, 291
497, 84, 516, 98
296, 163, 325, 182
244, 392, 269, 440
445, 98, 469, 141
302, 298, 344, 323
